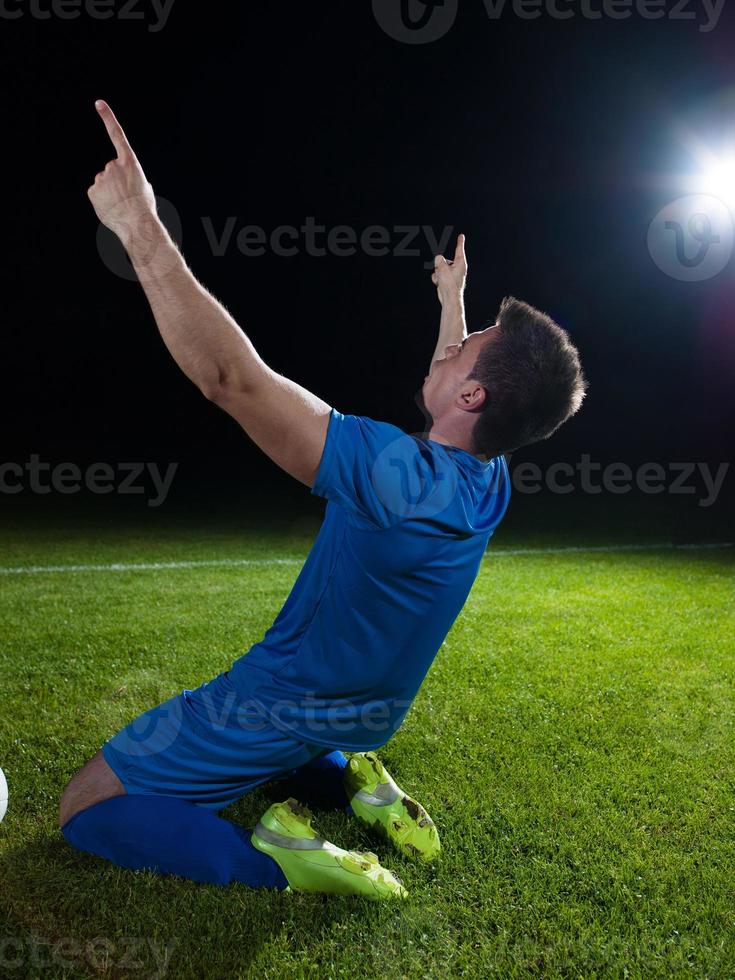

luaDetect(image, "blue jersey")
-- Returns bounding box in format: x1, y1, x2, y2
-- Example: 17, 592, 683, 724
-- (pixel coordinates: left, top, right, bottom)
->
228, 410, 510, 750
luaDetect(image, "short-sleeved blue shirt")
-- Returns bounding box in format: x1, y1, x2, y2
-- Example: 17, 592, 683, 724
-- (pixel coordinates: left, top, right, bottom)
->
228, 410, 511, 750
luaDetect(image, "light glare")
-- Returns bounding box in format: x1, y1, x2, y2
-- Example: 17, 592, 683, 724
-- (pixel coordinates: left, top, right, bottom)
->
700, 157, 735, 207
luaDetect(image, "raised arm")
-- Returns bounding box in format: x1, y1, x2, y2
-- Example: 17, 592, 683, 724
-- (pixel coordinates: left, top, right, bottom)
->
430, 234, 468, 370
87, 101, 331, 487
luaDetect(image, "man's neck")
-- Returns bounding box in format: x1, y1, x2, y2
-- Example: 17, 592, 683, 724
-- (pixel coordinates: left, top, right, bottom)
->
426, 422, 478, 457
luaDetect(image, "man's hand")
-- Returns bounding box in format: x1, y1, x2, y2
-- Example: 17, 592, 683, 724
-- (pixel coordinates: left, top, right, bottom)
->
86, 100, 332, 488
87, 100, 157, 247
431, 234, 468, 308
429, 234, 468, 370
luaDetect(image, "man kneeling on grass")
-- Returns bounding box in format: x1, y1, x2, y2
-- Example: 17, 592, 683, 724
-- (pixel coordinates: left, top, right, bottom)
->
59, 101, 587, 899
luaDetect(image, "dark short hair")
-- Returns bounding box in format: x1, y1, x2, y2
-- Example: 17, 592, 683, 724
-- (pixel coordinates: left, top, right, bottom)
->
468, 296, 586, 458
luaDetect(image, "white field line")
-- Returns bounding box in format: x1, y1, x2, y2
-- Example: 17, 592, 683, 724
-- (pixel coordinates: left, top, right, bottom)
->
0, 542, 731, 577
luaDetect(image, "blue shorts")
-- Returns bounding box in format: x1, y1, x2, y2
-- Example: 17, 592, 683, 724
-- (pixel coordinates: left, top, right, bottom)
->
102, 671, 330, 810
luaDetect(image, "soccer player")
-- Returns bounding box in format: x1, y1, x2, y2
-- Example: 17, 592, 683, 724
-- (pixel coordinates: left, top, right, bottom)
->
59, 102, 586, 899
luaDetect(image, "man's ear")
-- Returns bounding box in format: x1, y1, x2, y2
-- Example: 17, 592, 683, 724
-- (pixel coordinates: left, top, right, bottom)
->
456, 381, 487, 413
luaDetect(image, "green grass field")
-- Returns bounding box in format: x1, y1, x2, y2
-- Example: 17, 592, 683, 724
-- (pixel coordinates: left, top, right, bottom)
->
1, 499, 733, 978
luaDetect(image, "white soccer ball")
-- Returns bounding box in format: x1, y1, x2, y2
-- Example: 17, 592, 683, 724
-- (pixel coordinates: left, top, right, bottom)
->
0, 767, 7, 823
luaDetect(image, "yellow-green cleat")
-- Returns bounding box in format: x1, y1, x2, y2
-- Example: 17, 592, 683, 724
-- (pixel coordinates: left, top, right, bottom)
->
344, 752, 441, 863
251, 798, 407, 899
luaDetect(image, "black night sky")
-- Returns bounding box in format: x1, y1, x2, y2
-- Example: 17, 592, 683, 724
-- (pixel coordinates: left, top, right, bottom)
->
1, 2, 734, 522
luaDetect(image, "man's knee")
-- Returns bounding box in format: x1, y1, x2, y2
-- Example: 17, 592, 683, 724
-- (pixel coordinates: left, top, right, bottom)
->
59, 750, 125, 829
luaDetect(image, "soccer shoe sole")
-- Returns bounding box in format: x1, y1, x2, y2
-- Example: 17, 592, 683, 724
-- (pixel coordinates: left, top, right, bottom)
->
344, 752, 441, 863
251, 798, 407, 899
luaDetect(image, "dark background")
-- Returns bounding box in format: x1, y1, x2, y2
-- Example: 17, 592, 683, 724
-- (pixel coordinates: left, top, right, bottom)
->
1, 1, 733, 526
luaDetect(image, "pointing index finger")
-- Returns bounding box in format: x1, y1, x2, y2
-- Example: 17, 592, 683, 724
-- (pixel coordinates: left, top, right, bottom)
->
95, 100, 134, 159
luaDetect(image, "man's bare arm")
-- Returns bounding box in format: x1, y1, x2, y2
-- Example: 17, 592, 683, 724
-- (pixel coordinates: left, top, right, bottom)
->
87, 101, 331, 487
430, 234, 468, 368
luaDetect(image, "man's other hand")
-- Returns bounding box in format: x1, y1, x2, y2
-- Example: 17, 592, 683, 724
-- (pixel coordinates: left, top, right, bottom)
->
432, 234, 468, 307
87, 100, 157, 246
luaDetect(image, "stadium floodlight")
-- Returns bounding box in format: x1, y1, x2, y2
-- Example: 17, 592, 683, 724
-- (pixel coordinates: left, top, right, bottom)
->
673, 120, 735, 208
664, 113, 735, 206
698, 154, 735, 208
